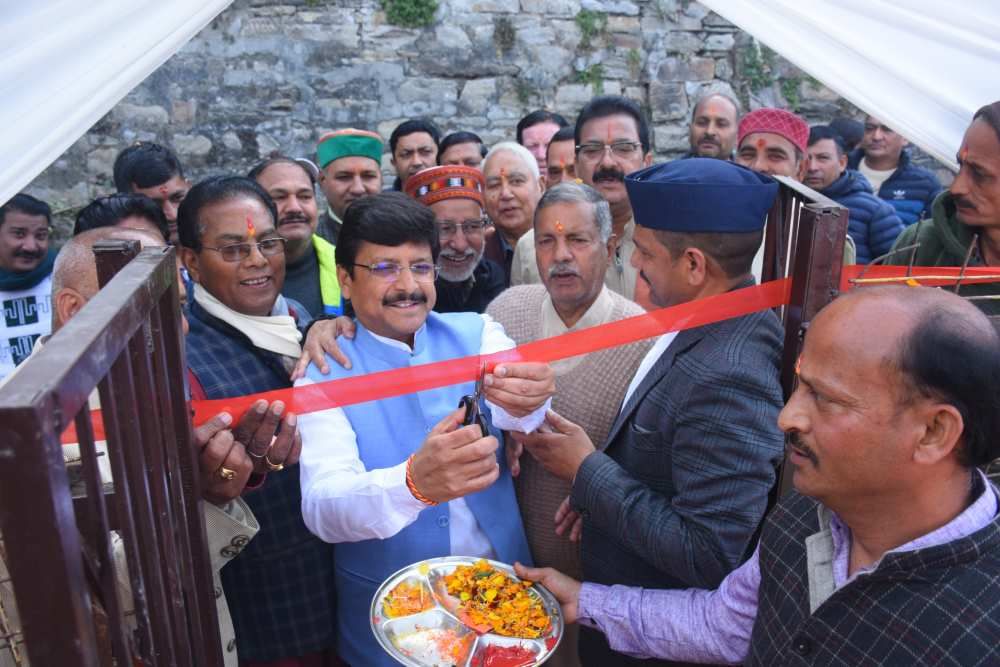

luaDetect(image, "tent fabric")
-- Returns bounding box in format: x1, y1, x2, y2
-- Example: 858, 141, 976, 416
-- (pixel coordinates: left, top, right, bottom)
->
701, 0, 1000, 169
0, 0, 232, 206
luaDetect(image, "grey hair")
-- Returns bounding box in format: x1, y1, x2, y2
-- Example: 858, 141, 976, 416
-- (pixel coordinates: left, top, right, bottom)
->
534, 182, 612, 243
483, 141, 540, 180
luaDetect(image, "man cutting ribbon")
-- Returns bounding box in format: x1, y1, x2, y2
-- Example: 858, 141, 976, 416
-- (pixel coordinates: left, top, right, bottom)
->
296, 191, 555, 667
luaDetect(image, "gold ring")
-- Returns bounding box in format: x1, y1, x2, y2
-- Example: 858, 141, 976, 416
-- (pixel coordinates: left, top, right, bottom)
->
218, 467, 237, 481
264, 455, 284, 472
249, 436, 277, 460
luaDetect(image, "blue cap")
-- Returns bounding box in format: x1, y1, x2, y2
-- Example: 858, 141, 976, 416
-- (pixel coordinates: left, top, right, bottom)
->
625, 158, 778, 233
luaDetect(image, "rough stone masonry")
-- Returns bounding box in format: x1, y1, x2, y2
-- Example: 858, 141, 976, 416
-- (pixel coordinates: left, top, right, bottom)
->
24, 0, 952, 235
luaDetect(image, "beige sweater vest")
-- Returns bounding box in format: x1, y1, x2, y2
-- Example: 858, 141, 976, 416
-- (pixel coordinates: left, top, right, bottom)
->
487, 285, 652, 578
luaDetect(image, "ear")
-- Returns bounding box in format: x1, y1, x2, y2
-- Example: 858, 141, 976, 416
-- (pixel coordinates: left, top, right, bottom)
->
685, 247, 709, 286
643, 151, 654, 168
604, 234, 616, 262
838, 153, 848, 171
54, 288, 87, 328
913, 403, 964, 466
337, 265, 353, 301
180, 247, 201, 284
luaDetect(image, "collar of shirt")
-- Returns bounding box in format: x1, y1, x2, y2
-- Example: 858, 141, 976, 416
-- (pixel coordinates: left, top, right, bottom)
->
368, 324, 426, 354
824, 470, 998, 588
542, 286, 615, 375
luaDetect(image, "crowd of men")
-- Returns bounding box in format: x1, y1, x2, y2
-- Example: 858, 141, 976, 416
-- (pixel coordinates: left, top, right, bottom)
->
1, 92, 999, 667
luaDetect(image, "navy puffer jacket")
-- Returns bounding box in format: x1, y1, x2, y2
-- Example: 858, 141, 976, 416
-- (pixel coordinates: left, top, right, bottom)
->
847, 148, 943, 226
821, 170, 904, 264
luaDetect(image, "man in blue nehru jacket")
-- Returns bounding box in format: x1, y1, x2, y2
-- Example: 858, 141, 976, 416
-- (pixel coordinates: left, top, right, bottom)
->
297, 191, 555, 667
514, 159, 786, 666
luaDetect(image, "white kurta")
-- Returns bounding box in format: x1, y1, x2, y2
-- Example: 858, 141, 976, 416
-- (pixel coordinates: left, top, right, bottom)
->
298, 313, 549, 559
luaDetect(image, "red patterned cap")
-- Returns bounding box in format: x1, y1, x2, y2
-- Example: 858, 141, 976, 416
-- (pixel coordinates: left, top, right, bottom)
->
738, 108, 809, 154
404, 165, 485, 207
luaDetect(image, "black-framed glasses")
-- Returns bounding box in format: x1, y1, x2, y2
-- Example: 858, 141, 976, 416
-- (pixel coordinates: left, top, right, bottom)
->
353, 261, 439, 283
202, 237, 287, 262
437, 218, 490, 239
576, 141, 642, 160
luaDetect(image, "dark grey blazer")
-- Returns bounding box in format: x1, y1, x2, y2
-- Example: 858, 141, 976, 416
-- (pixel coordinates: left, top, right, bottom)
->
571, 300, 785, 594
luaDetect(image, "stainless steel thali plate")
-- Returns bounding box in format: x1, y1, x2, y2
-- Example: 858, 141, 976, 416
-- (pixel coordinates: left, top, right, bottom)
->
371, 556, 564, 666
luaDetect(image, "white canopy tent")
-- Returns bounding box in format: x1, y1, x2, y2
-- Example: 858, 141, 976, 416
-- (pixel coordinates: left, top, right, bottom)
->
0, 0, 232, 206
701, 0, 1000, 168
2, 0, 998, 205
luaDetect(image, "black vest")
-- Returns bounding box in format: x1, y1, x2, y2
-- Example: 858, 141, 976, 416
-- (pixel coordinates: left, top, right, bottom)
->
747, 486, 1000, 666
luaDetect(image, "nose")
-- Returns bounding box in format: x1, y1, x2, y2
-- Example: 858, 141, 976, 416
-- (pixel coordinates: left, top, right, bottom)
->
244, 241, 269, 268
448, 230, 469, 253
596, 145, 617, 169
395, 264, 419, 291
750, 155, 771, 175
21, 235, 40, 252
499, 180, 514, 199
553, 237, 573, 262
349, 174, 366, 194
949, 166, 969, 198
286, 195, 303, 214
629, 245, 642, 270
777, 385, 809, 435
163, 200, 179, 223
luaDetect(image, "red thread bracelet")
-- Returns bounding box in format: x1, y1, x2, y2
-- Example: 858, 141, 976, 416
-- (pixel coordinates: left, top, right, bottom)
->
406, 454, 438, 506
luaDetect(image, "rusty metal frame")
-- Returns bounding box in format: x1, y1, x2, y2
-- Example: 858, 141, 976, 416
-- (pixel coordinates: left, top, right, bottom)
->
0, 242, 222, 666
762, 177, 849, 498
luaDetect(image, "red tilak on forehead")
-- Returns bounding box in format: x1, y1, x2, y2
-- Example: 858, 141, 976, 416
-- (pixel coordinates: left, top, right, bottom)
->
559, 158, 566, 169
246, 215, 256, 238
555, 220, 564, 233
756, 138, 766, 150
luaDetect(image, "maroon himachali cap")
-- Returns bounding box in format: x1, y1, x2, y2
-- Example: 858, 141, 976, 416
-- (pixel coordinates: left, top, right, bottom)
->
738, 108, 810, 154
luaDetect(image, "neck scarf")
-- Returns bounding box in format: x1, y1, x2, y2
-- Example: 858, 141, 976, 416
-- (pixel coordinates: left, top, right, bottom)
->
193, 283, 302, 360
0, 249, 56, 291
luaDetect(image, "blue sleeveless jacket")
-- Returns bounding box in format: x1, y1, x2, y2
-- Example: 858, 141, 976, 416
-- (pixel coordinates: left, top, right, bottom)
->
305, 311, 531, 666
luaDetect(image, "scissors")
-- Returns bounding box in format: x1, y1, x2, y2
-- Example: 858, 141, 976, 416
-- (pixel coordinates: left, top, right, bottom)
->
458, 362, 489, 437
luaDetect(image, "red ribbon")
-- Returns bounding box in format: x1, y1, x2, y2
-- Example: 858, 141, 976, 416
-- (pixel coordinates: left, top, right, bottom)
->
60, 264, 1000, 444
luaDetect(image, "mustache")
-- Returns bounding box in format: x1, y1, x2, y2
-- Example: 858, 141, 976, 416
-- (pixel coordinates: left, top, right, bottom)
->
278, 213, 309, 226
593, 167, 625, 183
639, 269, 652, 286
14, 249, 44, 260
787, 432, 819, 466
382, 290, 428, 306
547, 262, 580, 278
441, 249, 477, 262
699, 136, 720, 145
953, 196, 976, 211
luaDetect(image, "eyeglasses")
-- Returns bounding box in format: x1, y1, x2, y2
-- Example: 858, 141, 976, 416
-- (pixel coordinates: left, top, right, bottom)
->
353, 261, 439, 282
576, 141, 642, 161
202, 237, 287, 262
437, 219, 490, 239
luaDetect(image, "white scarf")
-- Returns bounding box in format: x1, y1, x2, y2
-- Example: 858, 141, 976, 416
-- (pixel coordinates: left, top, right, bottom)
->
193, 283, 302, 360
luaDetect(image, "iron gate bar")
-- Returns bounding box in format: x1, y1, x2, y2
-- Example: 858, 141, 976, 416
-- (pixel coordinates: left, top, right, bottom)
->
0, 243, 222, 666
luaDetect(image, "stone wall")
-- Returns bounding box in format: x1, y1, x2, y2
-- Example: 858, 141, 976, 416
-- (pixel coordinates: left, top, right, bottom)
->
26, 0, 952, 234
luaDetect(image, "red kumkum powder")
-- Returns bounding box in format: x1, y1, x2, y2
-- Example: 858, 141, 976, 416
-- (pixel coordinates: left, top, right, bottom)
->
473, 644, 536, 667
